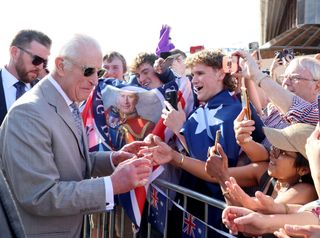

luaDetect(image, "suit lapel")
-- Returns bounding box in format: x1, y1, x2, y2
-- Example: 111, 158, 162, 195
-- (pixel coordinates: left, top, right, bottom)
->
0, 70, 8, 125
39, 79, 87, 160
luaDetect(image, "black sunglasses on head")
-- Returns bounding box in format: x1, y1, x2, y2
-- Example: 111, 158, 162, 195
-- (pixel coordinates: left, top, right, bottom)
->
17, 46, 48, 68
82, 66, 106, 78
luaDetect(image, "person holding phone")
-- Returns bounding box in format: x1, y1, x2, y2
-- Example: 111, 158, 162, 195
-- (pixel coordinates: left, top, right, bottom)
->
145, 50, 265, 236
234, 52, 320, 164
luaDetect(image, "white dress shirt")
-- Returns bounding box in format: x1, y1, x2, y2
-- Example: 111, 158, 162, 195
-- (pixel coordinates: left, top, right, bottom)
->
2, 67, 31, 110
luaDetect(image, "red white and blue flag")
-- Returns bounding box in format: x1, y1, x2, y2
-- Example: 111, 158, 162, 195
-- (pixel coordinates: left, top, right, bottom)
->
81, 77, 194, 228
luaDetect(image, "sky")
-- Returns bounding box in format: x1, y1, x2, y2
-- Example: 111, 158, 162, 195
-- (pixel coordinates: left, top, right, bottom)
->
0, 0, 261, 69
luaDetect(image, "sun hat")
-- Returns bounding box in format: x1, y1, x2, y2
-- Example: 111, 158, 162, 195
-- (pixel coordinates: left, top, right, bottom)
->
263, 123, 315, 159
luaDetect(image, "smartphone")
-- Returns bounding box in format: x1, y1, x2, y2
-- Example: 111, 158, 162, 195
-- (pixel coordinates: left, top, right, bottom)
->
241, 87, 251, 120
248, 42, 261, 60
213, 130, 221, 154
207, 129, 221, 157
222, 55, 239, 74
165, 88, 178, 110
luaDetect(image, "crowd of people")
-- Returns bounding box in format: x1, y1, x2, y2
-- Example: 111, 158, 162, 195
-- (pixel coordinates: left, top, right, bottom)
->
0, 26, 320, 238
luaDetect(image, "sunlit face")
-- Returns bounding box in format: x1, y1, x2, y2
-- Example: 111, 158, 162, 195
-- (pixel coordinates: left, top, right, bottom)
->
191, 63, 224, 102
62, 49, 102, 102
117, 91, 138, 114
171, 55, 186, 76
268, 146, 299, 180
103, 57, 125, 80
15, 41, 50, 83
136, 63, 162, 89
281, 63, 318, 102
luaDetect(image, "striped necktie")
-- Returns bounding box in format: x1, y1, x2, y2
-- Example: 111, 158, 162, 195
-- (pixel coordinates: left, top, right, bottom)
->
70, 102, 83, 136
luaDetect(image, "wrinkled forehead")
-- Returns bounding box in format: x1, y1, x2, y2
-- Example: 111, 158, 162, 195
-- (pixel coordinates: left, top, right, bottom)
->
285, 60, 313, 78
119, 90, 137, 96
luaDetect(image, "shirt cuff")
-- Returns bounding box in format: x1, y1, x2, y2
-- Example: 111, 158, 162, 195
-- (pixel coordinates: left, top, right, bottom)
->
110, 151, 116, 170
103, 176, 114, 210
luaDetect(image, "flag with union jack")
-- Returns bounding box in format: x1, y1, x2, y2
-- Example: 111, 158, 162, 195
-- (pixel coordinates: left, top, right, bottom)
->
148, 185, 167, 234
182, 213, 205, 238
81, 76, 194, 228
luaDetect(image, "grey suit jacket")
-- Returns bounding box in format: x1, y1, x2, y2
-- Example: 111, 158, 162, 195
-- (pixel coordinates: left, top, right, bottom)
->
0, 78, 114, 237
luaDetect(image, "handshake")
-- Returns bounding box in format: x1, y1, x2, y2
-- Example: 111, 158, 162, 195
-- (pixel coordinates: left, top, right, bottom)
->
110, 134, 170, 195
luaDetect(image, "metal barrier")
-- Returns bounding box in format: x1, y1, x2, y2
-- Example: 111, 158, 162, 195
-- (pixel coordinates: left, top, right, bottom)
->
83, 178, 227, 238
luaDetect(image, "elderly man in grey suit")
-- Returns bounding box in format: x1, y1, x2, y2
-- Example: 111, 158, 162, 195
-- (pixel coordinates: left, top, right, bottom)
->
0, 34, 152, 237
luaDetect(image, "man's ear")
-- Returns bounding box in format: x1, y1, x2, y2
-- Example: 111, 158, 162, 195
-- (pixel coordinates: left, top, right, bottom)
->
55, 57, 65, 76
315, 80, 320, 93
217, 68, 226, 81
10, 46, 19, 61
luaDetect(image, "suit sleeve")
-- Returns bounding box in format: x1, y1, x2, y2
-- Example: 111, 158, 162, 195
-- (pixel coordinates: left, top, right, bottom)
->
1, 103, 108, 216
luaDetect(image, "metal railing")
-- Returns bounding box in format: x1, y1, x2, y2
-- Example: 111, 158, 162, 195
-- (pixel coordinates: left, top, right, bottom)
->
83, 178, 227, 238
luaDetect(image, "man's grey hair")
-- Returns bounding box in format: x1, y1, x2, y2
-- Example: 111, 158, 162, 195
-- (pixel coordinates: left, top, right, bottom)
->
59, 34, 102, 68
288, 57, 320, 81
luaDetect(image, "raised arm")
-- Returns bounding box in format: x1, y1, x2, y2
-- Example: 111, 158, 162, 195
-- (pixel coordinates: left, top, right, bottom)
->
234, 108, 269, 162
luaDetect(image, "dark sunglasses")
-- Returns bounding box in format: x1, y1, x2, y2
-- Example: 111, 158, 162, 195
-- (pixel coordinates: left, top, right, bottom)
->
17, 46, 48, 68
82, 66, 106, 78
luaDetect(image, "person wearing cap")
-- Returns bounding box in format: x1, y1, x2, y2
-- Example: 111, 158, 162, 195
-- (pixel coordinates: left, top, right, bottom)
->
220, 123, 318, 237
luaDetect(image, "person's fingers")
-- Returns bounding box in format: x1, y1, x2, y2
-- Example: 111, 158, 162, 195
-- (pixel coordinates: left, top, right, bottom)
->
177, 101, 183, 111
273, 228, 289, 238
234, 108, 247, 122
164, 100, 174, 111
284, 224, 311, 236
131, 157, 152, 167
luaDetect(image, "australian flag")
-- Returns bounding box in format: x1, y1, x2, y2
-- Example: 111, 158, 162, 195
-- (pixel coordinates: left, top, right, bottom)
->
182, 213, 205, 238
148, 185, 167, 234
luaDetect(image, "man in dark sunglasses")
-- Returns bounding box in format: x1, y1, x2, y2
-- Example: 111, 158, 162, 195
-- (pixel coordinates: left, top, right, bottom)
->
0, 29, 51, 125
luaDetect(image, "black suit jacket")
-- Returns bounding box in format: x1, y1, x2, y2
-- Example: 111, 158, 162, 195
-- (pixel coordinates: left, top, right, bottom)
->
0, 70, 7, 125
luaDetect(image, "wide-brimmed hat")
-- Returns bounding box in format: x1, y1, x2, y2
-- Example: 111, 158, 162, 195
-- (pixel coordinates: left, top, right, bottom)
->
263, 123, 315, 159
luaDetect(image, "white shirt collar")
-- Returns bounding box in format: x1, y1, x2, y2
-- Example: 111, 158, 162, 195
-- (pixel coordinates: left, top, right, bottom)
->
48, 76, 73, 108
2, 66, 31, 90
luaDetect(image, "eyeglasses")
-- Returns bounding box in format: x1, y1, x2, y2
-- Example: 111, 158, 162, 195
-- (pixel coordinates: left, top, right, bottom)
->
280, 75, 317, 83
64, 58, 106, 78
17, 46, 48, 68
269, 146, 296, 159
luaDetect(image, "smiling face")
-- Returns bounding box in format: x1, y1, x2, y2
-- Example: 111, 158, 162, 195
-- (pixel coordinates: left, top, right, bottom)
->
281, 60, 320, 103
136, 63, 162, 89
268, 148, 298, 180
116, 91, 138, 114
191, 63, 224, 102
103, 57, 125, 80
57, 45, 103, 102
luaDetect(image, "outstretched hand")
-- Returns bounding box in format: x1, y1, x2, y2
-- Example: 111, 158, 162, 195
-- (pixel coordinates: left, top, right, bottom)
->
138, 137, 175, 166
222, 206, 268, 236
